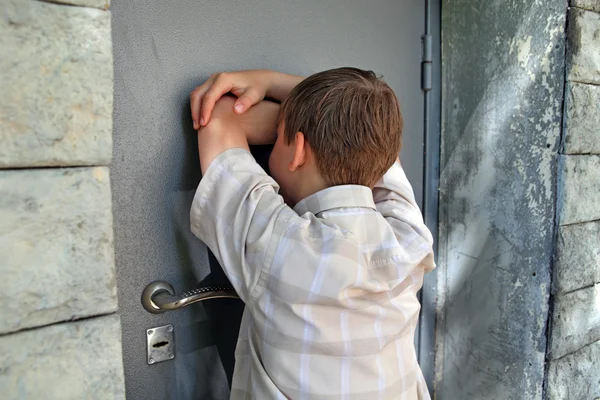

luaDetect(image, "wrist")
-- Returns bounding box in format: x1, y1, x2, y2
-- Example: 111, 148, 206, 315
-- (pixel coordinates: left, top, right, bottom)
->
265, 71, 304, 101
198, 116, 225, 136
263, 70, 280, 97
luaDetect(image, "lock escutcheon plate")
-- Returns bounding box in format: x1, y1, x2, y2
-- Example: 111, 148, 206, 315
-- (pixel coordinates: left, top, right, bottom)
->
146, 324, 175, 365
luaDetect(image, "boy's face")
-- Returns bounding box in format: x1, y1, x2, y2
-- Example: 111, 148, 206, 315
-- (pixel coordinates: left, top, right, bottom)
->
269, 119, 296, 205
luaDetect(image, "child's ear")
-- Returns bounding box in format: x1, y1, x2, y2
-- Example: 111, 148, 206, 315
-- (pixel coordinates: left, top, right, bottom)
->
288, 131, 306, 172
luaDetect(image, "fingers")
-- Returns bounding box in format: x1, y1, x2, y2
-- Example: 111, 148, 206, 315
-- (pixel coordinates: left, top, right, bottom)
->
234, 88, 262, 115
190, 78, 213, 130
191, 71, 268, 129
199, 74, 234, 127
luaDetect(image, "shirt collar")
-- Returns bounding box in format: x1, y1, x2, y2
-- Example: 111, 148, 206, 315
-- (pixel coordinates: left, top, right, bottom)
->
293, 185, 376, 216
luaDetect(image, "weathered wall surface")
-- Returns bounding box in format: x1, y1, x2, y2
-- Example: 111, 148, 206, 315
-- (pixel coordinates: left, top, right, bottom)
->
436, 1, 567, 398
0, 0, 112, 168
546, 2, 600, 398
0, 0, 125, 398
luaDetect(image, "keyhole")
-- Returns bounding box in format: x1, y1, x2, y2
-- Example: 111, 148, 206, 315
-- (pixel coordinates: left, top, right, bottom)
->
153, 341, 169, 348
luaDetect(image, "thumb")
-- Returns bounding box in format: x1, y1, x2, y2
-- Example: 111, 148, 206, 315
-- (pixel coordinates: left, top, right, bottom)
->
234, 89, 262, 114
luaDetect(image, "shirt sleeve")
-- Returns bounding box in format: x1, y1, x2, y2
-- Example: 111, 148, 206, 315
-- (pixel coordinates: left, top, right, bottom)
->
190, 148, 287, 302
372, 160, 436, 272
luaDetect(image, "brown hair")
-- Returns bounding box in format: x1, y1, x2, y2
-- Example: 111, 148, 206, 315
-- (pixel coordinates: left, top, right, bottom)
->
281, 67, 403, 187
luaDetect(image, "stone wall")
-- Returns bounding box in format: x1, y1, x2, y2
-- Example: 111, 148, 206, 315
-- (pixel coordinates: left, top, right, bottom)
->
435, 1, 567, 398
0, 0, 125, 398
546, 2, 600, 399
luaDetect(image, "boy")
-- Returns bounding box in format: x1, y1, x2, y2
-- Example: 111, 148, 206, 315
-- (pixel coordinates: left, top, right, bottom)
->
189, 68, 435, 399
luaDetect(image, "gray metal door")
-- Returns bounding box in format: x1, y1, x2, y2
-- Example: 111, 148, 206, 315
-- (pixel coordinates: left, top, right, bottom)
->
112, 1, 427, 398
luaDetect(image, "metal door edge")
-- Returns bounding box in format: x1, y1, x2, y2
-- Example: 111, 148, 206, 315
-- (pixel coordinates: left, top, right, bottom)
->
418, 0, 441, 395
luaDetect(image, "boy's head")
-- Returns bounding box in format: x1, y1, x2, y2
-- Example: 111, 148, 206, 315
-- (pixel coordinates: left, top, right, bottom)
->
269, 67, 403, 206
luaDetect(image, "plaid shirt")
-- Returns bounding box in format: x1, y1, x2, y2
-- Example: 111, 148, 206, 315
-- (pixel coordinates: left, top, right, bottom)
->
191, 149, 435, 399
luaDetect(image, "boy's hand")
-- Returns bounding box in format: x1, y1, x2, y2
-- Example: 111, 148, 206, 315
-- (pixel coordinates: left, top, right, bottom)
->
190, 70, 303, 129
197, 96, 280, 174
191, 71, 270, 130
208, 96, 280, 145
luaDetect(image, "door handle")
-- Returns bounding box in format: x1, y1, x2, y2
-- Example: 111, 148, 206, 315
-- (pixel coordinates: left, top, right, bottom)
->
141, 281, 240, 314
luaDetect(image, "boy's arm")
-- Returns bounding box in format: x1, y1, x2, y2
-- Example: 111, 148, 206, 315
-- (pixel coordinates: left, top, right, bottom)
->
197, 96, 280, 173
372, 160, 436, 272
191, 70, 303, 129
265, 71, 305, 102
192, 97, 291, 302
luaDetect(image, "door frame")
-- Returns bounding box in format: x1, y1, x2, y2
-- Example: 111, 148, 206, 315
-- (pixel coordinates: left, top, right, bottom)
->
417, 0, 441, 394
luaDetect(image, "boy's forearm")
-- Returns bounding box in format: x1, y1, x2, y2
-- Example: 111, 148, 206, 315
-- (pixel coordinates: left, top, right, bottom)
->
241, 100, 280, 145
197, 122, 248, 174
265, 71, 304, 102
197, 98, 280, 173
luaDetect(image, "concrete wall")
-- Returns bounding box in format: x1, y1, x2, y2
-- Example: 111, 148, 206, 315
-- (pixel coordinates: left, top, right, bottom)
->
437, 0, 600, 398
0, 0, 125, 398
546, 2, 600, 399
436, 1, 567, 398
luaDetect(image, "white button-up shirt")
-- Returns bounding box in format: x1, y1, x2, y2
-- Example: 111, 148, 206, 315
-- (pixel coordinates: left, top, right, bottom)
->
191, 148, 435, 399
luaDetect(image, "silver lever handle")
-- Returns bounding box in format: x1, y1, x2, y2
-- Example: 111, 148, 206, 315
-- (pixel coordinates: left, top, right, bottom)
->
141, 280, 240, 314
